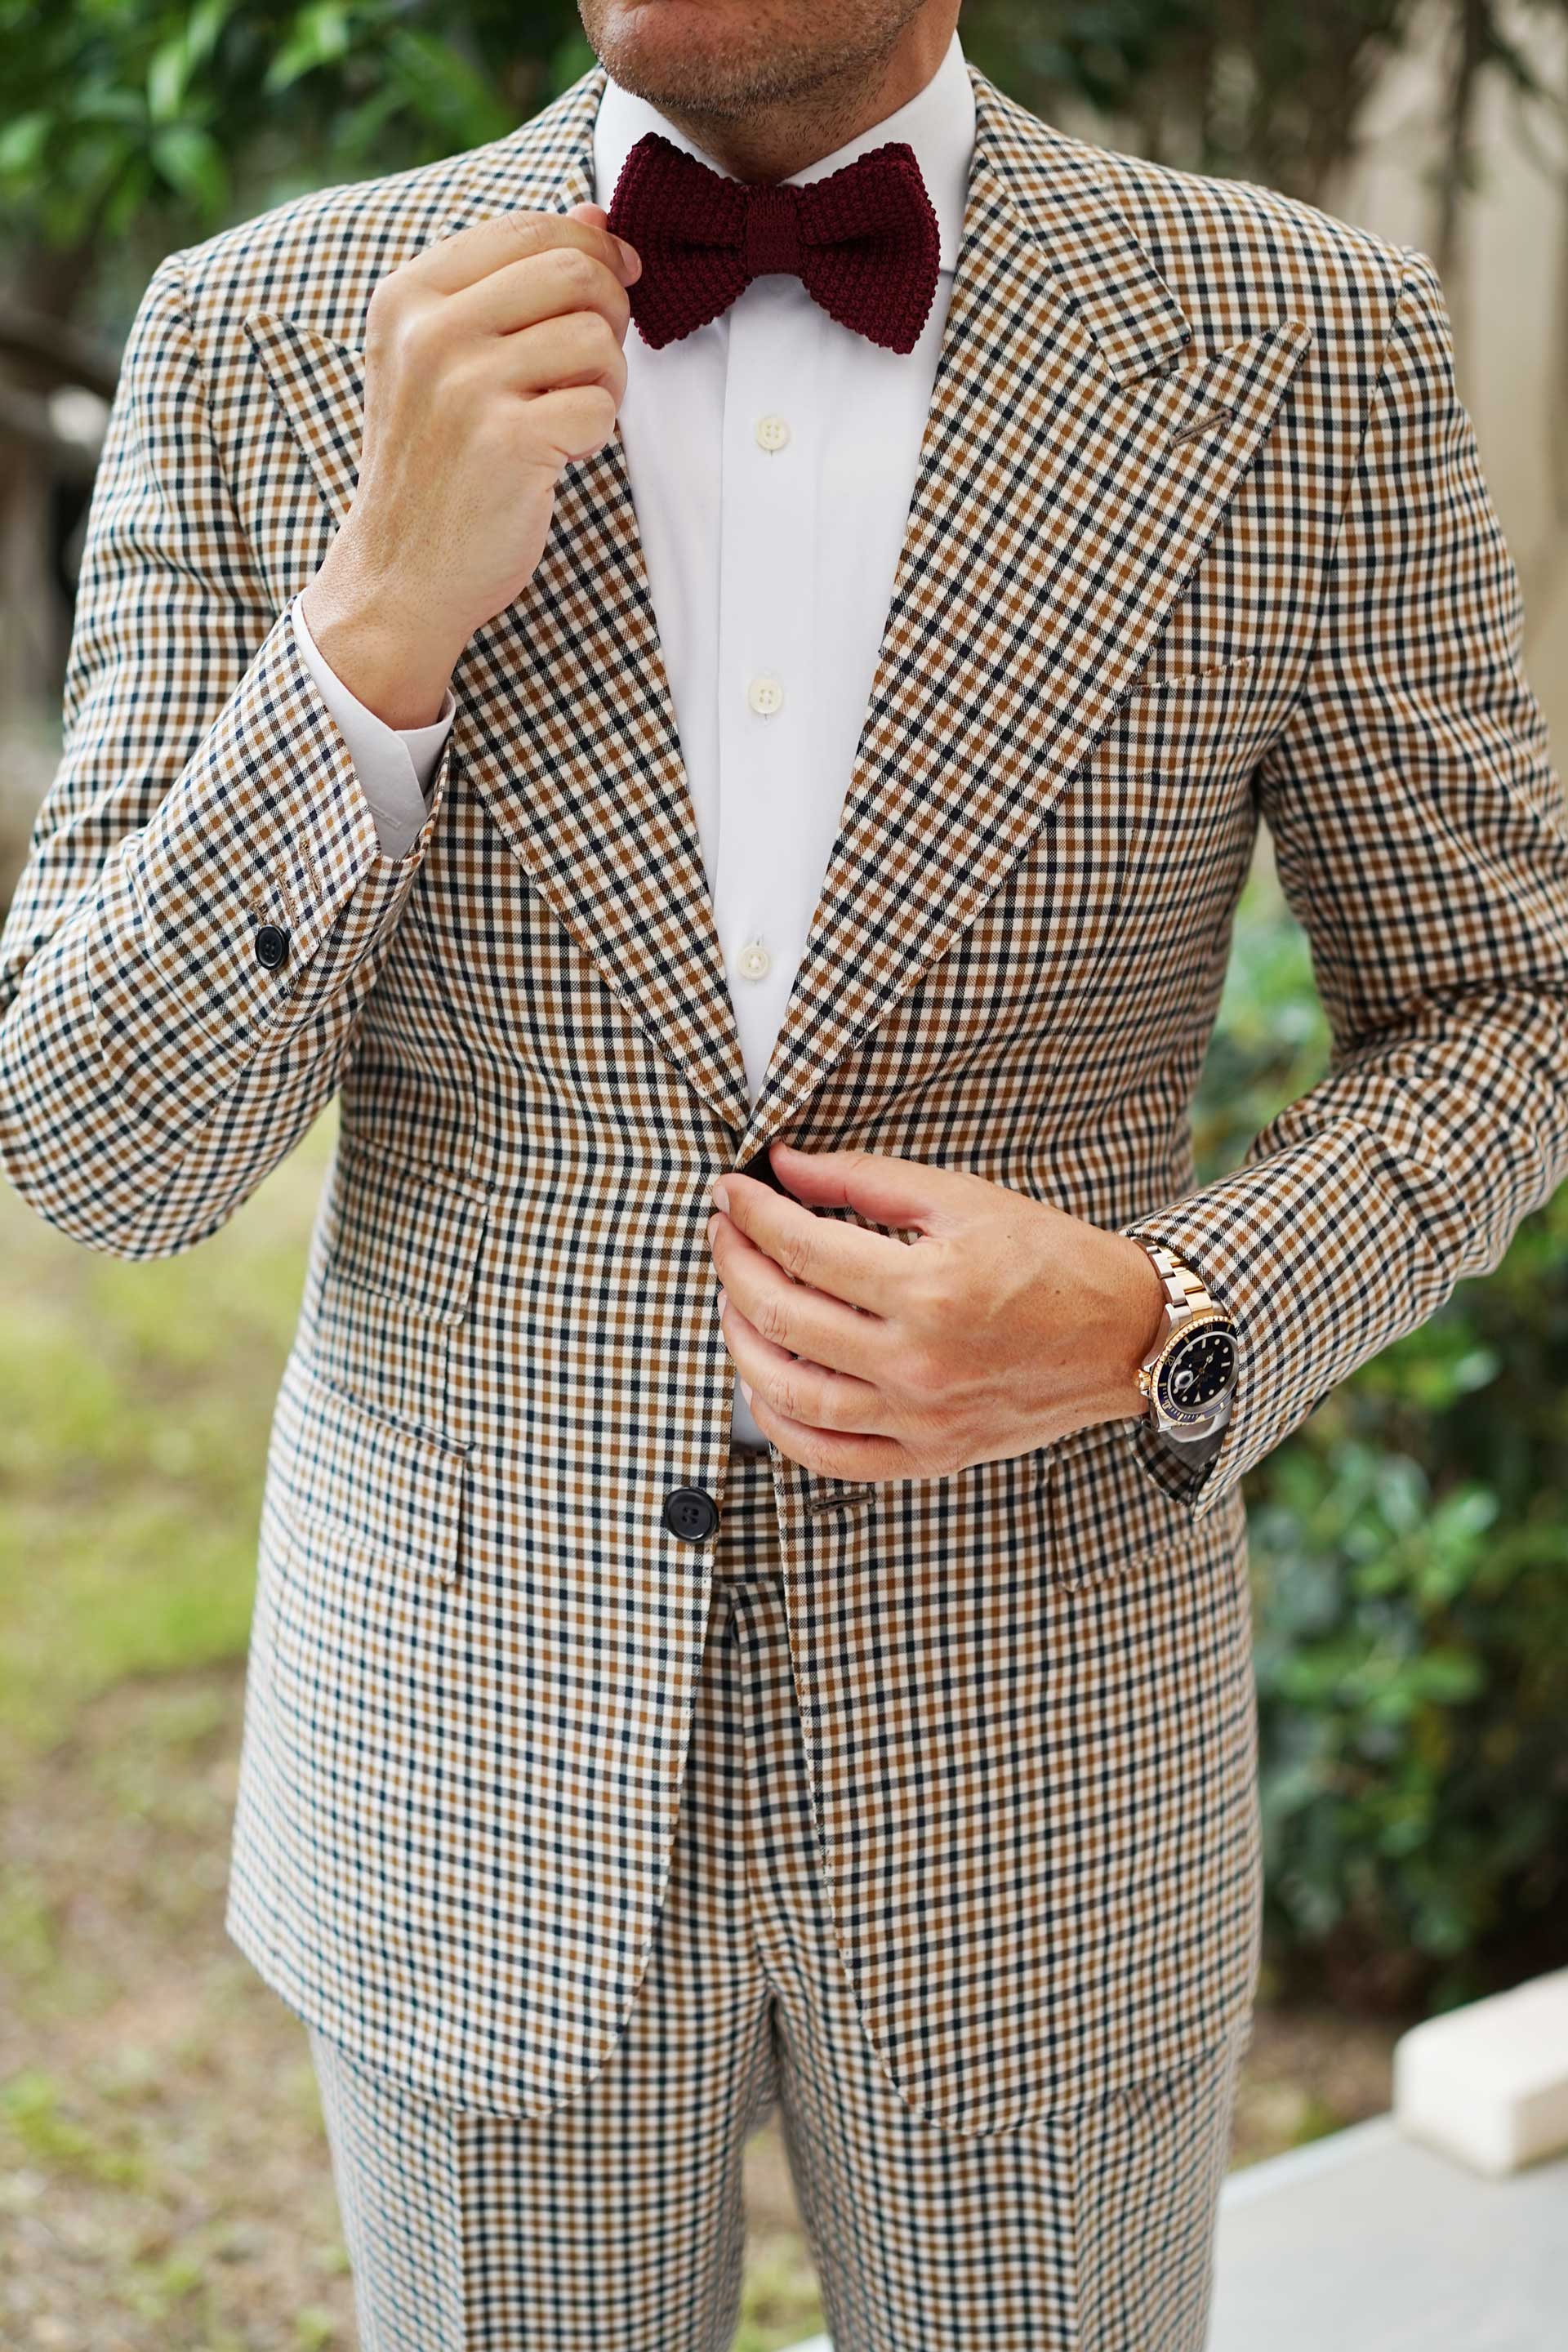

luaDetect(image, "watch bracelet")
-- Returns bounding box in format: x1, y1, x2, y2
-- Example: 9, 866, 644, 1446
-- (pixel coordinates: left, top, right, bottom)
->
1129, 1236, 1236, 1437
1138, 1238, 1222, 1325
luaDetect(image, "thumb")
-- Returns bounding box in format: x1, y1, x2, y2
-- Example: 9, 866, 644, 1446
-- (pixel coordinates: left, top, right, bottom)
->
568, 198, 640, 279
765, 1142, 965, 1236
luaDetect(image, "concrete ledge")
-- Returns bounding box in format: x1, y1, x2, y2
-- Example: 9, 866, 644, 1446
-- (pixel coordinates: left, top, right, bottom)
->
1393, 1967, 1568, 2176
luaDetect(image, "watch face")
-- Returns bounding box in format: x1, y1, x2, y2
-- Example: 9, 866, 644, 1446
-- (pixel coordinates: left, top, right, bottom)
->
1156, 1325, 1237, 1419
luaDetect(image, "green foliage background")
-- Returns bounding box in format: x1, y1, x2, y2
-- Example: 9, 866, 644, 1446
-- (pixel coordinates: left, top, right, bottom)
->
1, 0, 1565, 2018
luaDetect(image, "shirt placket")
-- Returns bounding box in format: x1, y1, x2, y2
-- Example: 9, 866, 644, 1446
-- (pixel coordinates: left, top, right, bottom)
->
713, 280, 822, 1108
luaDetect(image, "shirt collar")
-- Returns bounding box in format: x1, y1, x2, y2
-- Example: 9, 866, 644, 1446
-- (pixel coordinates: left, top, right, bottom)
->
592, 27, 975, 274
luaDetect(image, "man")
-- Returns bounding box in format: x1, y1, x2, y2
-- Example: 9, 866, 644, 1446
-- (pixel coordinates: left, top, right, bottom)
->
2, 0, 1565, 2342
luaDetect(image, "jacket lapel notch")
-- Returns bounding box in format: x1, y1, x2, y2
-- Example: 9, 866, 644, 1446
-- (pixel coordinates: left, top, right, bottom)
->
242, 312, 363, 529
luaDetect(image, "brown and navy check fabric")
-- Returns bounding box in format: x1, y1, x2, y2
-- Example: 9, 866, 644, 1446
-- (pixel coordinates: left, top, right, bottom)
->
2, 59, 1566, 2136
305, 1450, 1245, 2350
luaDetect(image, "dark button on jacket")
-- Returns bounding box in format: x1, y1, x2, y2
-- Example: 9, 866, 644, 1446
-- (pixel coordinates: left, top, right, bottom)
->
255, 923, 290, 971
662, 1486, 719, 1544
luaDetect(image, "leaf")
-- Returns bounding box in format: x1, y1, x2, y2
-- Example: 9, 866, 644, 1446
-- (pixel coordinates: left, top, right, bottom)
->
147, 36, 189, 126
383, 26, 518, 142
99, 152, 157, 241
186, 0, 237, 70
264, 0, 354, 92
0, 109, 51, 178
152, 123, 228, 216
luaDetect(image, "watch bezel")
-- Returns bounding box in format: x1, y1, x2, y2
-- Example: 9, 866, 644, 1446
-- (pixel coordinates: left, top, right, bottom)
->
1148, 1308, 1238, 1429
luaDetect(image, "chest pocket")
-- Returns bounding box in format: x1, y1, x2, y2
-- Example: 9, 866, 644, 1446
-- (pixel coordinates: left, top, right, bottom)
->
1098, 655, 1281, 816
309, 1132, 492, 1445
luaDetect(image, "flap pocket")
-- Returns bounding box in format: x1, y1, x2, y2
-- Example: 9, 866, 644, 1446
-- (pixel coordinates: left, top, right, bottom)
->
1038, 1417, 1204, 1591
322, 1131, 492, 1327
270, 1358, 470, 1586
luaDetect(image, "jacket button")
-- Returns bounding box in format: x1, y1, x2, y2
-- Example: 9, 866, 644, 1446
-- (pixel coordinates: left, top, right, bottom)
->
662, 1486, 719, 1544
255, 923, 289, 971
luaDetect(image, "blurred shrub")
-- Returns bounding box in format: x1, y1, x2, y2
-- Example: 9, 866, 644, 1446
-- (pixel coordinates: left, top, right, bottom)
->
1200, 849, 1568, 2010
0, 0, 588, 257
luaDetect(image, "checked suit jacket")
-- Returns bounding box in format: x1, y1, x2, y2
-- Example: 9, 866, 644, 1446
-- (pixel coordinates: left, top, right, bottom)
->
4, 57, 1567, 2134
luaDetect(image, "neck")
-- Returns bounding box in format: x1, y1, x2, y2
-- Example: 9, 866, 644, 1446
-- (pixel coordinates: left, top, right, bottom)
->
633, 9, 957, 185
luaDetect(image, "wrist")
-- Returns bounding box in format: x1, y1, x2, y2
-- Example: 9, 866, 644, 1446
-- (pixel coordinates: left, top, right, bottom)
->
1120, 1230, 1171, 1385
1091, 1231, 1170, 1423
301, 537, 463, 729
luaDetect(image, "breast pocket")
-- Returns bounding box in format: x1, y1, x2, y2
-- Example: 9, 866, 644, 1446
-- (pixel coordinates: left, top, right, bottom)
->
1107, 655, 1275, 808
309, 1132, 492, 1443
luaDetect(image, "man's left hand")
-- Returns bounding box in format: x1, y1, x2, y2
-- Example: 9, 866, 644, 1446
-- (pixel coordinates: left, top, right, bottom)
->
706, 1140, 1169, 1481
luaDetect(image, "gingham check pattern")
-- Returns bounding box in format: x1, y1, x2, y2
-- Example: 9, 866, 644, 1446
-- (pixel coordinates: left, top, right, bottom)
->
304, 1451, 1246, 2352
2, 57, 1566, 2133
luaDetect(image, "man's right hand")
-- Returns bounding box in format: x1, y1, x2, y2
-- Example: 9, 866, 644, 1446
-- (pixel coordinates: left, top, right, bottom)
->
300, 201, 642, 729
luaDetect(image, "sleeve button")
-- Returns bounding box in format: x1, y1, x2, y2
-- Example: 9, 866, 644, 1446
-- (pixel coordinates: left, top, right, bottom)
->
254, 923, 289, 971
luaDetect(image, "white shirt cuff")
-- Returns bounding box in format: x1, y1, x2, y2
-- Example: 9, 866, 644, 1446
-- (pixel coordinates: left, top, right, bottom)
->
289, 591, 457, 860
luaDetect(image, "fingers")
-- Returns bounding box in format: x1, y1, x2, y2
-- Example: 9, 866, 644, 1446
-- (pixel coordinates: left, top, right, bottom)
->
512, 381, 624, 466
718, 1290, 890, 1436
456, 243, 634, 345
711, 1171, 913, 1315
479, 306, 629, 404
767, 1140, 965, 1236
410, 207, 640, 299
707, 1208, 885, 1377
737, 1383, 911, 1481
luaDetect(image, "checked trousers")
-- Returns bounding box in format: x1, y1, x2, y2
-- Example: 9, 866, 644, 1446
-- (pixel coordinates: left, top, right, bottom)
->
306, 1447, 1246, 2352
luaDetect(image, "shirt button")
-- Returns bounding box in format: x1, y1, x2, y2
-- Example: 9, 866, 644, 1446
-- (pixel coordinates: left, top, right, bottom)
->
736, 938, 771, 981
254, 923, 289, 971
746, 674, 784, 716
755, 413, 791, 452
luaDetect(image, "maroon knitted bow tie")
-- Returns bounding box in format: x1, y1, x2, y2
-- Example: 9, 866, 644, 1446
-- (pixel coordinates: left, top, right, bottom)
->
605, 131, 941, 354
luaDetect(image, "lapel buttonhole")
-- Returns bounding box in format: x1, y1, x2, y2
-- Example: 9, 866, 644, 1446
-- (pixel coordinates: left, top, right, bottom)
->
1169, 402, 1238, 450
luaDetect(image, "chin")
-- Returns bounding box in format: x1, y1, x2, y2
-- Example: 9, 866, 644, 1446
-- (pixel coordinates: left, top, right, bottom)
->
586, 0, 809, 114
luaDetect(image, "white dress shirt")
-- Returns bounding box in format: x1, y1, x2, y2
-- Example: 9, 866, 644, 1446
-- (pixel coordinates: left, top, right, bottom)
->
292, 29, 977, 1453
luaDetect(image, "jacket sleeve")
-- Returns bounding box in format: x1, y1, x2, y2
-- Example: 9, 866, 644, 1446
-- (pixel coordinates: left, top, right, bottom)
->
1122, 244, 1568, 1519
0, 248, 457, 1258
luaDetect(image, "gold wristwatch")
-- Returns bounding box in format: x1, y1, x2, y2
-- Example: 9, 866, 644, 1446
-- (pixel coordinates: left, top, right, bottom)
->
1131, 1240, 1240, 1440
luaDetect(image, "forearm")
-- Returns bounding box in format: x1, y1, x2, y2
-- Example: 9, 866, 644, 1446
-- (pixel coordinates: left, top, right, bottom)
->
0, 607, 452, 1256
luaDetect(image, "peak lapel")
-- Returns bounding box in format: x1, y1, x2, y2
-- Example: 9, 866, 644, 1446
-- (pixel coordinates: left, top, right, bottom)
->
734, 65, 1313, 1166
246, 63, 756, 1138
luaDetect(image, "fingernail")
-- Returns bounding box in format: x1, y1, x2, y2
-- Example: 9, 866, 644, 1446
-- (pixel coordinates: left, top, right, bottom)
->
617, 238, 641, 277
715, 1288, 728, 1315
740, 1380, 754, 1405
712, 1181, 730, 1214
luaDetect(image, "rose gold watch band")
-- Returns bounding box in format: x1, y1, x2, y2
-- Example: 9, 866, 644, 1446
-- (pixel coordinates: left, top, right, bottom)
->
1130, 1237, 1236, 1437
1141, 1240, 1221, 1325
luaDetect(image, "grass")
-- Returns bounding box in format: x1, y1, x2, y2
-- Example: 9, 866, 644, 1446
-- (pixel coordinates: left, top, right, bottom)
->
0, 1117, 323, 1787
0, 1106, 1393, 2348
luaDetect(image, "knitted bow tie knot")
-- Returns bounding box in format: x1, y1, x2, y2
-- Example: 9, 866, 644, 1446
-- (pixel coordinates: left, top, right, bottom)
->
605, 130, 942, 354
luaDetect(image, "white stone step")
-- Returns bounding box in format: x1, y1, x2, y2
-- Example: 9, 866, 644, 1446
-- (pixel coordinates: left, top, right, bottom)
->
1393, 1966, 1568, 2176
